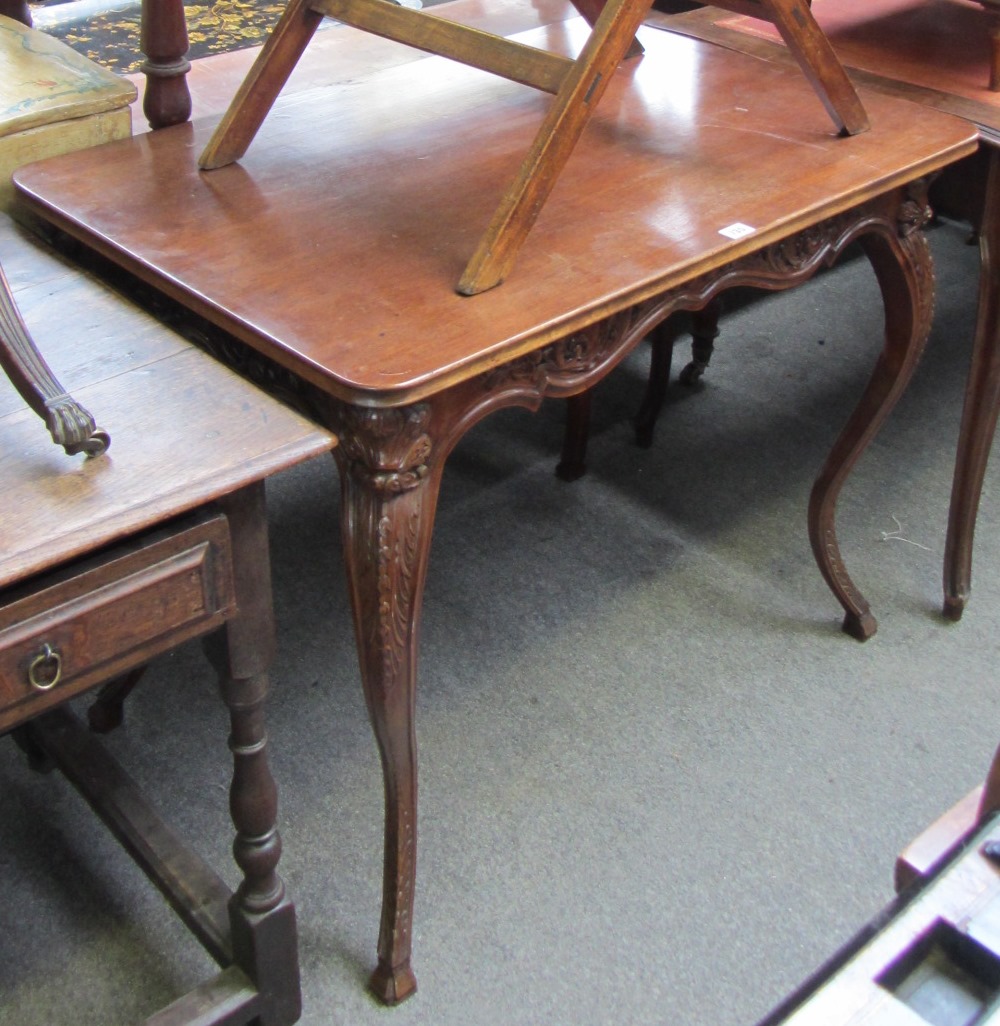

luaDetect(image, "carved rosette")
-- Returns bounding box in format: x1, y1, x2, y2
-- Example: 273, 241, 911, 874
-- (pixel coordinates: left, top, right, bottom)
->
898, 178, 933, 238
336, 405, 433, 495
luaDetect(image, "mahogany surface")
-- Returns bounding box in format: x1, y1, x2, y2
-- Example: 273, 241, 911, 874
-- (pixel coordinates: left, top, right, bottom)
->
0, 215, 335, 1024
13, 21, 977, 1002
196, 0, 867, 293
15, 25, 971, 402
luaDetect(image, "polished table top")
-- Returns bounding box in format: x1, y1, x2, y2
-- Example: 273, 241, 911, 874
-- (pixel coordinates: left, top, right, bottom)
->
13, 18, 977, 405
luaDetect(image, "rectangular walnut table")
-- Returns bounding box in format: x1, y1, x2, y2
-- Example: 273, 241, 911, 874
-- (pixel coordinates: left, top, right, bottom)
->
12, 15, 977, 1002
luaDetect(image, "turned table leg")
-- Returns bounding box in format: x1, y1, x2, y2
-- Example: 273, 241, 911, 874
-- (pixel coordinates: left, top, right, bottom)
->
0, 0, 30, 25
141, 0, 192, 130
215, 482, 301, 1025
808, 192, 935, 640
332, 405, 444, 1005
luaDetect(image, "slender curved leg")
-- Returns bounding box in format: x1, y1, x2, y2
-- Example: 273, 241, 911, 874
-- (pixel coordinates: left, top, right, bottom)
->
808, 206, 934, 640
633, 321, 677, 448
215, 483, 301, 1025
333, 405, 443, 1005
678, 299, 722, 387
943, 146, 1000, 621
141, 0, 192, 130
557, 391, 592, 481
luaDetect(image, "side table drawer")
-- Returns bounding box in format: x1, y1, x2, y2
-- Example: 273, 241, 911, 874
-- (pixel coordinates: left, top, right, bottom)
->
0, 513, 235, 731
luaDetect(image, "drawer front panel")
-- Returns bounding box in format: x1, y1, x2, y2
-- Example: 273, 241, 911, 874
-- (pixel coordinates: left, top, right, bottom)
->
0, 515, 234, 729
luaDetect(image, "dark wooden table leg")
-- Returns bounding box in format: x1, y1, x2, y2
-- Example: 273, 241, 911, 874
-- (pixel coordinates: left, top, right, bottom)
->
808, 185, 935, 640
331, 405, 444, 1005
215, 482, 301, 1025
943, 145, 1000, 621
556, 390, 592, 481
0, 0, 31, 25
633, 298, 720, 449
140, 0, 192, 130
633, 320, 677, 449
678, 299, 722, 388
87, 667, 147, 732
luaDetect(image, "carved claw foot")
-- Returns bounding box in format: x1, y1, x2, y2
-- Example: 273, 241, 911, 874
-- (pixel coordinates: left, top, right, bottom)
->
369, 960, 418, 1005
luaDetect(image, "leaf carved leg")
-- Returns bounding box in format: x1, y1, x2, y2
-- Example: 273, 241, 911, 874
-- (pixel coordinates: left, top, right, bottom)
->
943, 147, 1000, 621
808, 186, 935, 640
333, 404, 442, 1005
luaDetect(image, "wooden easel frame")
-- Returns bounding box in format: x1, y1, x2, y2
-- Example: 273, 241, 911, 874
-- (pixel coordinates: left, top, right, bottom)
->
199, 0, 869, 294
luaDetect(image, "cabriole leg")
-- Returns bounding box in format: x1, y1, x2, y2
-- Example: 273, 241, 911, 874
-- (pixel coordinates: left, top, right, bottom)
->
333, 405, 443, 1005
808, 189, 934, 640
943, 146, 1000, 620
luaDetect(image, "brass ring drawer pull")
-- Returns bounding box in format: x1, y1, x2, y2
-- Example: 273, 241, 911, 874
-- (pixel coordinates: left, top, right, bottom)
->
27, 644, 62, 691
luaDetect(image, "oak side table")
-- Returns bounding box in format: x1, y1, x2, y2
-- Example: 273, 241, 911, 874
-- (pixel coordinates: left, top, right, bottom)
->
0, 214, 335, 1025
